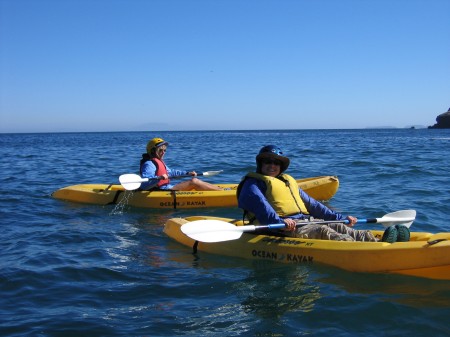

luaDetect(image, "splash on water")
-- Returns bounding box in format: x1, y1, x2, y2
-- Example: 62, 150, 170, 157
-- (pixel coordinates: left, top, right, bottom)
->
110, 191, 134, 215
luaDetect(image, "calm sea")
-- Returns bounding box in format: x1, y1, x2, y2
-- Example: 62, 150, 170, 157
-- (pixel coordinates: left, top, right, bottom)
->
1, 129, 449, 337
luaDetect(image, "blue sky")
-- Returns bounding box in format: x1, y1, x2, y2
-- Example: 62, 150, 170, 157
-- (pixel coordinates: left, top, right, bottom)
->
1, 0, 449, 133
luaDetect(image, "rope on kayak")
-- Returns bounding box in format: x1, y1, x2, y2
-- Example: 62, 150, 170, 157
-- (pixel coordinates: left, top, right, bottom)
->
171, 190, 177, 209
427, 239, 447, 246
112, 190, 122, 204
104, 184, 113, 191
192, 240, 198, 254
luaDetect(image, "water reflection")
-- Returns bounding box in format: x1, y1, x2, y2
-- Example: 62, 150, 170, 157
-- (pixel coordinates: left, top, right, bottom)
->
234, 262, 322, 317
314, 265, 450, 308
109, 190, 135, 215
165, 245, 323, 317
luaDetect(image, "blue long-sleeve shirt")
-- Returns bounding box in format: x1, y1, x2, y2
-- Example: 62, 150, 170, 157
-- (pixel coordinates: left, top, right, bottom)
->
140, 160, 190, 190
238, 177, 343, 224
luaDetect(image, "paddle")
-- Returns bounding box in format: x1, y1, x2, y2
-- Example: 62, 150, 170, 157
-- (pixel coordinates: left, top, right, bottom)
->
180, 210, 416, 243
119, 170, 223, 190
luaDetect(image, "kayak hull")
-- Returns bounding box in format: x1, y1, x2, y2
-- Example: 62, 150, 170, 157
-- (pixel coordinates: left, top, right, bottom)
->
52, 175, 339, 209
164, 216, 450, 280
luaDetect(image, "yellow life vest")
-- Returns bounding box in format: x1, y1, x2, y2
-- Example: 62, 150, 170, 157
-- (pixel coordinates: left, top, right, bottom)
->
245, 172, 309, 216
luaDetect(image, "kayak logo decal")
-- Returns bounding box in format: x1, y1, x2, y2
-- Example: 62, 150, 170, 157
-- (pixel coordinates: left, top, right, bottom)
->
159, 201, 186, 207
159, 201, 207, 207
186, 201, 206, 206
251, 250, 314, 263
249, 237, 315, 262
284, 254, 313, 263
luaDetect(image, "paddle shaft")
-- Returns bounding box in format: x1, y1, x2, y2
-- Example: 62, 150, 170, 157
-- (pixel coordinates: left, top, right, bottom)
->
119, 170, 223, 190
161, 172, 211, 179
251, 219, 351, 231
144, 172, 210, 188
241, 217, 412, 232
137, 172, 209, 184
180, 210, 416, 242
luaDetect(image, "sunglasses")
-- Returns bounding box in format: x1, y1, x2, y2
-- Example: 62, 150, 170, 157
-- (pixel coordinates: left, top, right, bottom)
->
262, 159, 281, 166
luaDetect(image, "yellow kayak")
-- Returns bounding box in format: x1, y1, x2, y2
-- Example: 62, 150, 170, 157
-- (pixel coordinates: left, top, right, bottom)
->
164, 216, 450, 280
52, 175, 339, 209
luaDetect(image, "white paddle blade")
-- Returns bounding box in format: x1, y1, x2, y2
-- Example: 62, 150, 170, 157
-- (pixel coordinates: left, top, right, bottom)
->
202, 170, 223, 177
181, 220, 246, 243
380, 220, 414, 228
379, 210, 416, 228
119, 174, 149, 191
122, 182, 142, 191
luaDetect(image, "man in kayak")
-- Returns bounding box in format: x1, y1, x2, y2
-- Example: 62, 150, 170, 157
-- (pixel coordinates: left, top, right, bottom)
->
237, 145, 410, 243
140, 137, 222, 191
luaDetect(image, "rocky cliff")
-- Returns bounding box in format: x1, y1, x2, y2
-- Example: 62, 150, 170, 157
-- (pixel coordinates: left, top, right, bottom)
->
428, 108, 450, 129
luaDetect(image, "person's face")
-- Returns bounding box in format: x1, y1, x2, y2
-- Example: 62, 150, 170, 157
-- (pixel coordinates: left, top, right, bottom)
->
260, 158, 281, 177
155, 146, 167, 159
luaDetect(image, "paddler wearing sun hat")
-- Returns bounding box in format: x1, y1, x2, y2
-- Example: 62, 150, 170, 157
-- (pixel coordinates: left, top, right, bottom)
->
237, 145, 410, 242
139, 137, 222, 191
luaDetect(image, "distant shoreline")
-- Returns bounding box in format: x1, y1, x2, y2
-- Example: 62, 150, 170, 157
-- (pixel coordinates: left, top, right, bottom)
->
1, 127, 444, 135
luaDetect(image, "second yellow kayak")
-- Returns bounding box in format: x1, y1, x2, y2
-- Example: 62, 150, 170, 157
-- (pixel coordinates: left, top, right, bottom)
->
52, 175, 339, 209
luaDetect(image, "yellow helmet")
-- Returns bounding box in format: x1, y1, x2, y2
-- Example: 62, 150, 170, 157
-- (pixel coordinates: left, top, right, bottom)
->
146, 137, 169, 154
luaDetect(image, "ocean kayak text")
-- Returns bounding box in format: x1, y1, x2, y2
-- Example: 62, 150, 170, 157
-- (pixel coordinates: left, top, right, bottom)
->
159, 201, 206, 207
251, 250, 314, 263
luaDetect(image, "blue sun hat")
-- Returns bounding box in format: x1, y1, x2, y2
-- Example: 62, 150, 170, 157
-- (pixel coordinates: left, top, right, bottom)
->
256, 145, 290, 173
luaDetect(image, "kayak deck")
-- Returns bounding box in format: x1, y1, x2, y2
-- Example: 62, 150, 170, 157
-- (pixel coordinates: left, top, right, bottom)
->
164, 216, 450, 280
52, 175, 339, 209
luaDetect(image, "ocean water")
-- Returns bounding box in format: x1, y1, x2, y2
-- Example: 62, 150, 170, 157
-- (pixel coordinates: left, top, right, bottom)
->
1, 129, 449, 337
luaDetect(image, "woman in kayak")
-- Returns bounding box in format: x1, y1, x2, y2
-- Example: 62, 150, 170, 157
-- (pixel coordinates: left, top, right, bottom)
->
237, 145, 409, 243
140, 137, 222, 191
